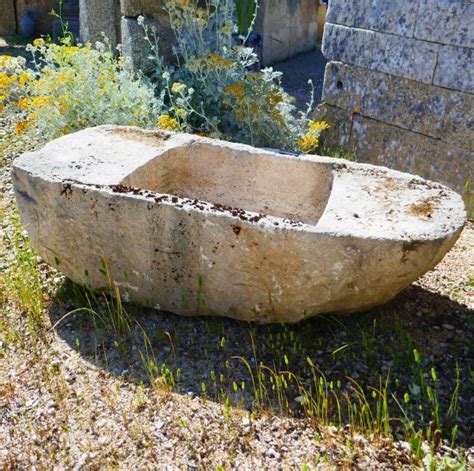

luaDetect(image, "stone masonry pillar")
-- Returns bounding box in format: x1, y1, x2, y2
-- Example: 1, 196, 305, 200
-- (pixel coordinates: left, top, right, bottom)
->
120, 0, 175, 73
79, 0, 121, 47
0, 0, 17, 35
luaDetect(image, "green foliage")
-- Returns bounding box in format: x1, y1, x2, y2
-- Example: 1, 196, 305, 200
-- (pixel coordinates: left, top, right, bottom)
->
1, 211, 46, 335
142, 0, 327, 151
1, 0, 329, 153
0, 38, 162, 146
235, 0, 257, 35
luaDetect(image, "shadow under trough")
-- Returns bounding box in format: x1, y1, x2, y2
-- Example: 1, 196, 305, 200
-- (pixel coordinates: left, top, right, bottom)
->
49, 282, 474, 447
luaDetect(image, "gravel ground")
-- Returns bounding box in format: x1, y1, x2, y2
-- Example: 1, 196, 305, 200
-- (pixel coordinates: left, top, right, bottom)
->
274, 47, 327, 110
1, 120, 473, 468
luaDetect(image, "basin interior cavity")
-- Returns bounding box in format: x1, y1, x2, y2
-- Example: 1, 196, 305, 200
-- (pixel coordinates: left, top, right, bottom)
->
121, 142, 334, 224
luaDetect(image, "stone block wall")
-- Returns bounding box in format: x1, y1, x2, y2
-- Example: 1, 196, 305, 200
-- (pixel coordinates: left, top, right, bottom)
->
120, 0, 175, 73
316, 2, 327, 40
79, 0, 121, 47
255, 0, 320, 65
0, 0, 57, 36
0, 0, 16, 35
79, 0, 196, 70
317, 0, 473, 214
79, 0, 323, 69
16, 0, 56, 35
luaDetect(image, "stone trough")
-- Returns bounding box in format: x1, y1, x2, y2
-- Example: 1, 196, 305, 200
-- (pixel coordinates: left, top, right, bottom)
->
12, 126, 466, 323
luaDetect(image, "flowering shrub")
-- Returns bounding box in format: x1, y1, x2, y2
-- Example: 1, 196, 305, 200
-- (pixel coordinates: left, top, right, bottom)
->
0, 38, 162, 145
144, 0, 329, 151
298, 120, 331, 154
1, 0, 329, 154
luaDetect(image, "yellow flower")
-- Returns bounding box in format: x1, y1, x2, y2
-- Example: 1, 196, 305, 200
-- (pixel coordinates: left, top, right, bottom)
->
249, 104, 259, 114
0, 72, 15, 91
269, 90, 283, 105
55, 72, 69, 85
17, 97, 30, 109
0, 55, 22, 70
308, 121, 330, 132
63, 46, 79, 55
298, 135, 319, 154
171, 82, 187, 94
18, 71, 32, 87
157, 114, 179, 131
208, 54, 233, 69
298, 121, 330, 153
33, 38, 45, 48
58, 94, 70, 113
97, 75, 106, 84
224, 82, 245, 102
29, 96, 54, 108
15, 120, 29, 136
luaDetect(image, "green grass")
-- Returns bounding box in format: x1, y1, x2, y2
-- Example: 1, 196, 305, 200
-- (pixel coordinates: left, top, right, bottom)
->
1, 211, 45, 331
48, 276, 469, 460
319, 146, 357, 161
1, 204, 470, 468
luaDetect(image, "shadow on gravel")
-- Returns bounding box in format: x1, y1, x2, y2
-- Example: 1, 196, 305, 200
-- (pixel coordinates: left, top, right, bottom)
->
274, 47, 327, 110
49, 282, 474, 447
0, 36, 31, 62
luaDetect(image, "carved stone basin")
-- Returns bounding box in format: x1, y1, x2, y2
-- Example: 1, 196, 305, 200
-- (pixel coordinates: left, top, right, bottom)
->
12, 125, 466, 323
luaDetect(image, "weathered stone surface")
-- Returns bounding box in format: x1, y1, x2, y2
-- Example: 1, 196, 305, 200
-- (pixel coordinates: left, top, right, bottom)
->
415, 0, 474, 48
256, 0, 289, 30
322, 62, 448, 138
320, 0, 473, 214
317, 3, 327, 40
371, 32, 439, 85
286, 0, 319, 26
441, 91, 474, 152
350, 116, 473, 212
121, 0, 168, 18
323, 24, 439, 85
288, 21, 318, 57
313, 103, 353, 151
12, 126, 466, 323
15, 0, 56, 35
79, 0, 120, 46
121, 16, 175, 73
256, 0, 319, 65
322, 23, 375, 68
260, 26, 290, 65
0, 0, 16, 35
257, 0, 319, 30
434, 45, 474, 94
327, 0, 418, 37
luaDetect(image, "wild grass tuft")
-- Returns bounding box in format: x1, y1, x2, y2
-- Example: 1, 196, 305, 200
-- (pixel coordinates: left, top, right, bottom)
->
1, 211, 46, 331
0, 206, 469, 466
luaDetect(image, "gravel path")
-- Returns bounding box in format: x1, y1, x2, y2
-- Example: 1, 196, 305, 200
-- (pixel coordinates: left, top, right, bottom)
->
274, 47, 327, 110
